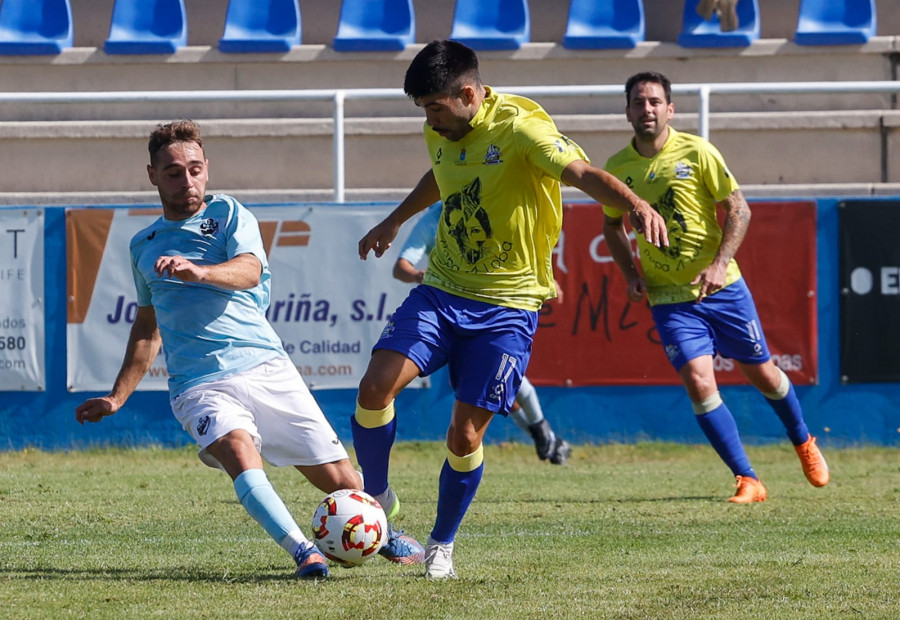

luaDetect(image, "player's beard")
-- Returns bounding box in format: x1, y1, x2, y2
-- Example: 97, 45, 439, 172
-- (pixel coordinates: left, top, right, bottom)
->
165, 193, 204, 219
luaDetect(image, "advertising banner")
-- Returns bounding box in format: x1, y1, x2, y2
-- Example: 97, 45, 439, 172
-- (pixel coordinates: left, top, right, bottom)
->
66, 204, 421, 391
839, 200, 900, 383
529, 201, 818, 386
0, 208, 45, 391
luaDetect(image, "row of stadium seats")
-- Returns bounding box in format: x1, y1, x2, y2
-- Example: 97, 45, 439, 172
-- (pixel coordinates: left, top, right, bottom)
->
0, 0, 881, 55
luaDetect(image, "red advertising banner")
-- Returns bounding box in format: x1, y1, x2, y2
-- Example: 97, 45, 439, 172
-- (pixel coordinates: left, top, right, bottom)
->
529, 201, 818, 386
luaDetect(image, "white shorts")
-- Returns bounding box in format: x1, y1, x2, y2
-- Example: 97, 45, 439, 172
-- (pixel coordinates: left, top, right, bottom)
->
170, 356, 349, 471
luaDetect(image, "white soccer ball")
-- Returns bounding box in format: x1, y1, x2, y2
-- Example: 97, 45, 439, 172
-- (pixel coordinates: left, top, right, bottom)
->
311, 489, 388, 567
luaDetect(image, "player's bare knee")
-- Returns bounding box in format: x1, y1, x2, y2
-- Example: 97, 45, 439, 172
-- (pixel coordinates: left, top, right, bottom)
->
445, 428, 480, 457
356, 376, 393, 410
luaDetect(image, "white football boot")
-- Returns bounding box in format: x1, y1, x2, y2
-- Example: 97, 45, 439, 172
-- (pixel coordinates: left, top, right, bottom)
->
424, 536, 457, 579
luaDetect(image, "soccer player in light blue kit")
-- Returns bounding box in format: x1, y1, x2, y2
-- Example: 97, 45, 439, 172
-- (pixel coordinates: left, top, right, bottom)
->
394, 203, 571, 465
75, 120, 396, 580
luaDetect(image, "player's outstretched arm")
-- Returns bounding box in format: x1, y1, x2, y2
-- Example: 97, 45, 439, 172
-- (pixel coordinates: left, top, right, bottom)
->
75, 305, 162, 424
393, 257, 426, 283
359, 170, 441, 260
562, 160, 668, 248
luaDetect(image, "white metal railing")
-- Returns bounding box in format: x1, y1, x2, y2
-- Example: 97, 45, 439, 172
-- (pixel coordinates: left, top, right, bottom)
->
1, 81, 898, 201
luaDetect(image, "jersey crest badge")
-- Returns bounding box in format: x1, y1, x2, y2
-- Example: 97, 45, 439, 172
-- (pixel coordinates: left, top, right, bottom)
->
674, 161, 692, 179
200, 218, 219, 236
484, 144, 502, 165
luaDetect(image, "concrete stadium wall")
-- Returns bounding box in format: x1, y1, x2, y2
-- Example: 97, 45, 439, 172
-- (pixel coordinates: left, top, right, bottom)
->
1, 197, 898, 453
0, 2, 896, 202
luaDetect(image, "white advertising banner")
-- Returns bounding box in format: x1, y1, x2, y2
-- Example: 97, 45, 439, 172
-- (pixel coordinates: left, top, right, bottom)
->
0, 209, 45, 391
67, 204, 424, 392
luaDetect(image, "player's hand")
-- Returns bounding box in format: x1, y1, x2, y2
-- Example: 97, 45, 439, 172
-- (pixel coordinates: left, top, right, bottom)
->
154, 255, 206, 282
631, 201, 668, 248
627, 277, 647, 303
691, 261, 728, 302
358, 218, 400, 260
75, 396, 119, 424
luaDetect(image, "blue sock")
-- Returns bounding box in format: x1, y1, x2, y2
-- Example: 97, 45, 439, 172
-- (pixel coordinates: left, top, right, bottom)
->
696, 404, 757, 479
430, 447, 484, 544
233, 469, 303, 547
351, 404, 397, 498
765, 383, 809, 446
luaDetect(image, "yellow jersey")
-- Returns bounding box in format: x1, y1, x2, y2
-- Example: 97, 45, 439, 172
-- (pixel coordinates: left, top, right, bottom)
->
603, 127, 742, 306
422, 86, 587, 311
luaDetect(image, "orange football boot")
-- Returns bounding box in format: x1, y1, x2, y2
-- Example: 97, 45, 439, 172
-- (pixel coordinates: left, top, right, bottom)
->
728, 475, 767, 503
795, 435, 830, 487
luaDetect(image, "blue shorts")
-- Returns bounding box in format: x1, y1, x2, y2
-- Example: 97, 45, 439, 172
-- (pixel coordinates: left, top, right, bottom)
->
650, 278, 770, 371
374, 285, 538, 414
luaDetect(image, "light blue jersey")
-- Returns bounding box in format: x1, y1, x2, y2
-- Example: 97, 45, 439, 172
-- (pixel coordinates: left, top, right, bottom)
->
398, 202, 441, 266
130, 194, 284, 397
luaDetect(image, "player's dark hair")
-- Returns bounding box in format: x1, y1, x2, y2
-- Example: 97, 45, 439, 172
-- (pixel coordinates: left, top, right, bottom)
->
404, 39, 481, 100
625, 72, 672, 105
148, 120, 204, 165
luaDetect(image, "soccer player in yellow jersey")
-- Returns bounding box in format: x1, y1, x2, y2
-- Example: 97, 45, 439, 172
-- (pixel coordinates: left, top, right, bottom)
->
353, 40, 668, 579
603, 71, 830, 503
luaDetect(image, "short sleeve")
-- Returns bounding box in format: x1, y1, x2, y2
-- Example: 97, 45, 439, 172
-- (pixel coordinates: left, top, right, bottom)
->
131, 253, 151, 307
700, 141, 740, 202
516, 115, 589, 180
225, 200, 268, 268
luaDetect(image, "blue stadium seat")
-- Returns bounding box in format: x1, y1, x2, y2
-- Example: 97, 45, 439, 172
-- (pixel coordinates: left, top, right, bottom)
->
450, 0, 530, 51
563, 0, 645, 50
678, 0, 759, 48
219, 0, 301, 53
333, 0, 415, 52
795, 0, 877, 46
104, 0, 187, 55
0, 0, 73, 55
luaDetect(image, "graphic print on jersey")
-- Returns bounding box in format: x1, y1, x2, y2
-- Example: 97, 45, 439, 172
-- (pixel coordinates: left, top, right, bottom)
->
654, 187, 687, 260
443, 177, 491, 265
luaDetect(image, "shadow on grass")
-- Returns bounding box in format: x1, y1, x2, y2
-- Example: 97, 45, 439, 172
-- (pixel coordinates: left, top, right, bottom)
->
0, 564, 421, 583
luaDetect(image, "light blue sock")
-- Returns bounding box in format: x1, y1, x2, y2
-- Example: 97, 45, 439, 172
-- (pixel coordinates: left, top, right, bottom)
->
234, 469, 306, 553
511, 377, 544, 432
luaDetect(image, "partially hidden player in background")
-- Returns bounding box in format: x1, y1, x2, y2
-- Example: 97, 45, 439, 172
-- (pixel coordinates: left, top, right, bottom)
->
354, 40, 668, 579
393, 202, 571, 465
75, 120, 392, 580
602, 72, 829, 503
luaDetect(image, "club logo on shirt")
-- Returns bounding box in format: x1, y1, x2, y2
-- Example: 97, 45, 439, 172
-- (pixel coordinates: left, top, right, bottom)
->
484, 144, 502, 165
435, 148, 442, 165
674, 161, 692, 180
200, 218, 219, 236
